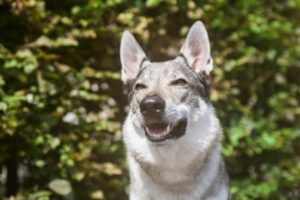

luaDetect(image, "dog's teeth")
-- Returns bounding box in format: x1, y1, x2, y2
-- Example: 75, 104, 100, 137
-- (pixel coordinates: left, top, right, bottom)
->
165, 125, 170, 135
146, 125, 168, 138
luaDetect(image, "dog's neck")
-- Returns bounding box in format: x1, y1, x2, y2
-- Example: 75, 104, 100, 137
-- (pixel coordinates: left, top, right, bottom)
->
131, 139, 220, 186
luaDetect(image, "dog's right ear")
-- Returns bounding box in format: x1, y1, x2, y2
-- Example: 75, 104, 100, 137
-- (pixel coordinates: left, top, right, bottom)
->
120, 31, 148, 83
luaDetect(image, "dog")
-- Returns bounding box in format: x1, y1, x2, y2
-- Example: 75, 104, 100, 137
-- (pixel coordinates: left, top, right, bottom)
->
120, 21, 229, 200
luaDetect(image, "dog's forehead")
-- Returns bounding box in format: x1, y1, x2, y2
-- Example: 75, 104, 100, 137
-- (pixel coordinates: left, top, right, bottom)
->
137, 60, 186, 83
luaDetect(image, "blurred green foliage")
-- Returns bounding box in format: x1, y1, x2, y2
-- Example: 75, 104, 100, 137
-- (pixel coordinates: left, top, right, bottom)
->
0, 0, 299, 199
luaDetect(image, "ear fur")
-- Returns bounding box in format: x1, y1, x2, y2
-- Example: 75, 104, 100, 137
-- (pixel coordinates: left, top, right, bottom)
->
179, 21, 212, 74
120, 31, 148, 83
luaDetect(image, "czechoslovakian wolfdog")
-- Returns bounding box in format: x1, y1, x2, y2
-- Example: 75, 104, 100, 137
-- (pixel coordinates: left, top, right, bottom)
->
120, 21, 229, 200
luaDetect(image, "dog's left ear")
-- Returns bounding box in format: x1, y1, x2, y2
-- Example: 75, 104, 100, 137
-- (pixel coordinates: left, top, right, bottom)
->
179, 21, 212, 75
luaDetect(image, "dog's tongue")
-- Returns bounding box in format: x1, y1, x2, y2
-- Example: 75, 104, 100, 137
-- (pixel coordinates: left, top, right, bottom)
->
146, 124, 169, 136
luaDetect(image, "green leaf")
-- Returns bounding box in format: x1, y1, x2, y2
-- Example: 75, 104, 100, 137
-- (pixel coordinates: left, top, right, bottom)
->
4, 59, 18, 68
146, 0, 162, 7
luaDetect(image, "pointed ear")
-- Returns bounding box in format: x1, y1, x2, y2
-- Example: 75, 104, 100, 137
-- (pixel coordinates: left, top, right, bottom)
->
120, 31, 148, 83
179, 21, 212, 74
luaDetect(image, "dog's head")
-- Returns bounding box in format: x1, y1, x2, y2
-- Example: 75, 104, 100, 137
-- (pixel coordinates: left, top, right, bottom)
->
120, 21, 213, 145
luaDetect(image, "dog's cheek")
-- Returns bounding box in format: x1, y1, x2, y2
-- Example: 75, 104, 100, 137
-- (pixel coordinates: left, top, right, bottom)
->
130, 98, 140, 114
178, 89, 190, 104
197, 97, 208, 116
187, 97, 208, 123
177, 104, 189, 119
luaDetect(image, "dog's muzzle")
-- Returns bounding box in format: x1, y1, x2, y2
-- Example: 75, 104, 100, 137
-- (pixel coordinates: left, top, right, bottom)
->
139, 95, 187, 144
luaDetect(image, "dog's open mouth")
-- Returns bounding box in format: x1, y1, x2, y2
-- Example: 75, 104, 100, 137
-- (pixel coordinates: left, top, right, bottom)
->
144, 119, 187, 143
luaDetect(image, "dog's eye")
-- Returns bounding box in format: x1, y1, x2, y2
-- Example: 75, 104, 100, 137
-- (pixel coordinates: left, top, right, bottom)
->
134, 83, 147, 91
171, 79, 188, 86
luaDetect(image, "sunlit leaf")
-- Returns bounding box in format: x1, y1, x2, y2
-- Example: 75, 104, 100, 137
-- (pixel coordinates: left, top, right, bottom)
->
49, 179, 72, 196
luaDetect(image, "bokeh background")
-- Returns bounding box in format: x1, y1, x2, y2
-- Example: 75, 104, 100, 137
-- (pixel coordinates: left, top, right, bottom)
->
0, 0, 299, 199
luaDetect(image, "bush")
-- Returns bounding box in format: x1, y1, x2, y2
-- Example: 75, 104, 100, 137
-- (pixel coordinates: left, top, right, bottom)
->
0, 0, 299, 199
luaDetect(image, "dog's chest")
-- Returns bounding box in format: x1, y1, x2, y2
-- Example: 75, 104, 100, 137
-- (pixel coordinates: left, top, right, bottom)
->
135, 144, 208, 184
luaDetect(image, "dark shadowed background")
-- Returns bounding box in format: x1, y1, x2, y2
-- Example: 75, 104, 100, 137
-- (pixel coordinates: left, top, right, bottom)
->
0, 0, 299, 199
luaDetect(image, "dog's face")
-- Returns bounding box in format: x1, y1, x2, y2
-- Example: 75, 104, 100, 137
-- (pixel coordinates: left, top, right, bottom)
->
120, 21, 213, 145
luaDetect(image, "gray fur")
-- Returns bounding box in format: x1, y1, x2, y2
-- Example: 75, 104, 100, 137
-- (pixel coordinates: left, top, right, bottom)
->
120, 21, 229, 200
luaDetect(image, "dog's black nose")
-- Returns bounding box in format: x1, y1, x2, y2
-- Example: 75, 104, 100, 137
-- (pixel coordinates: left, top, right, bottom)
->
140, 95, 165, 116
